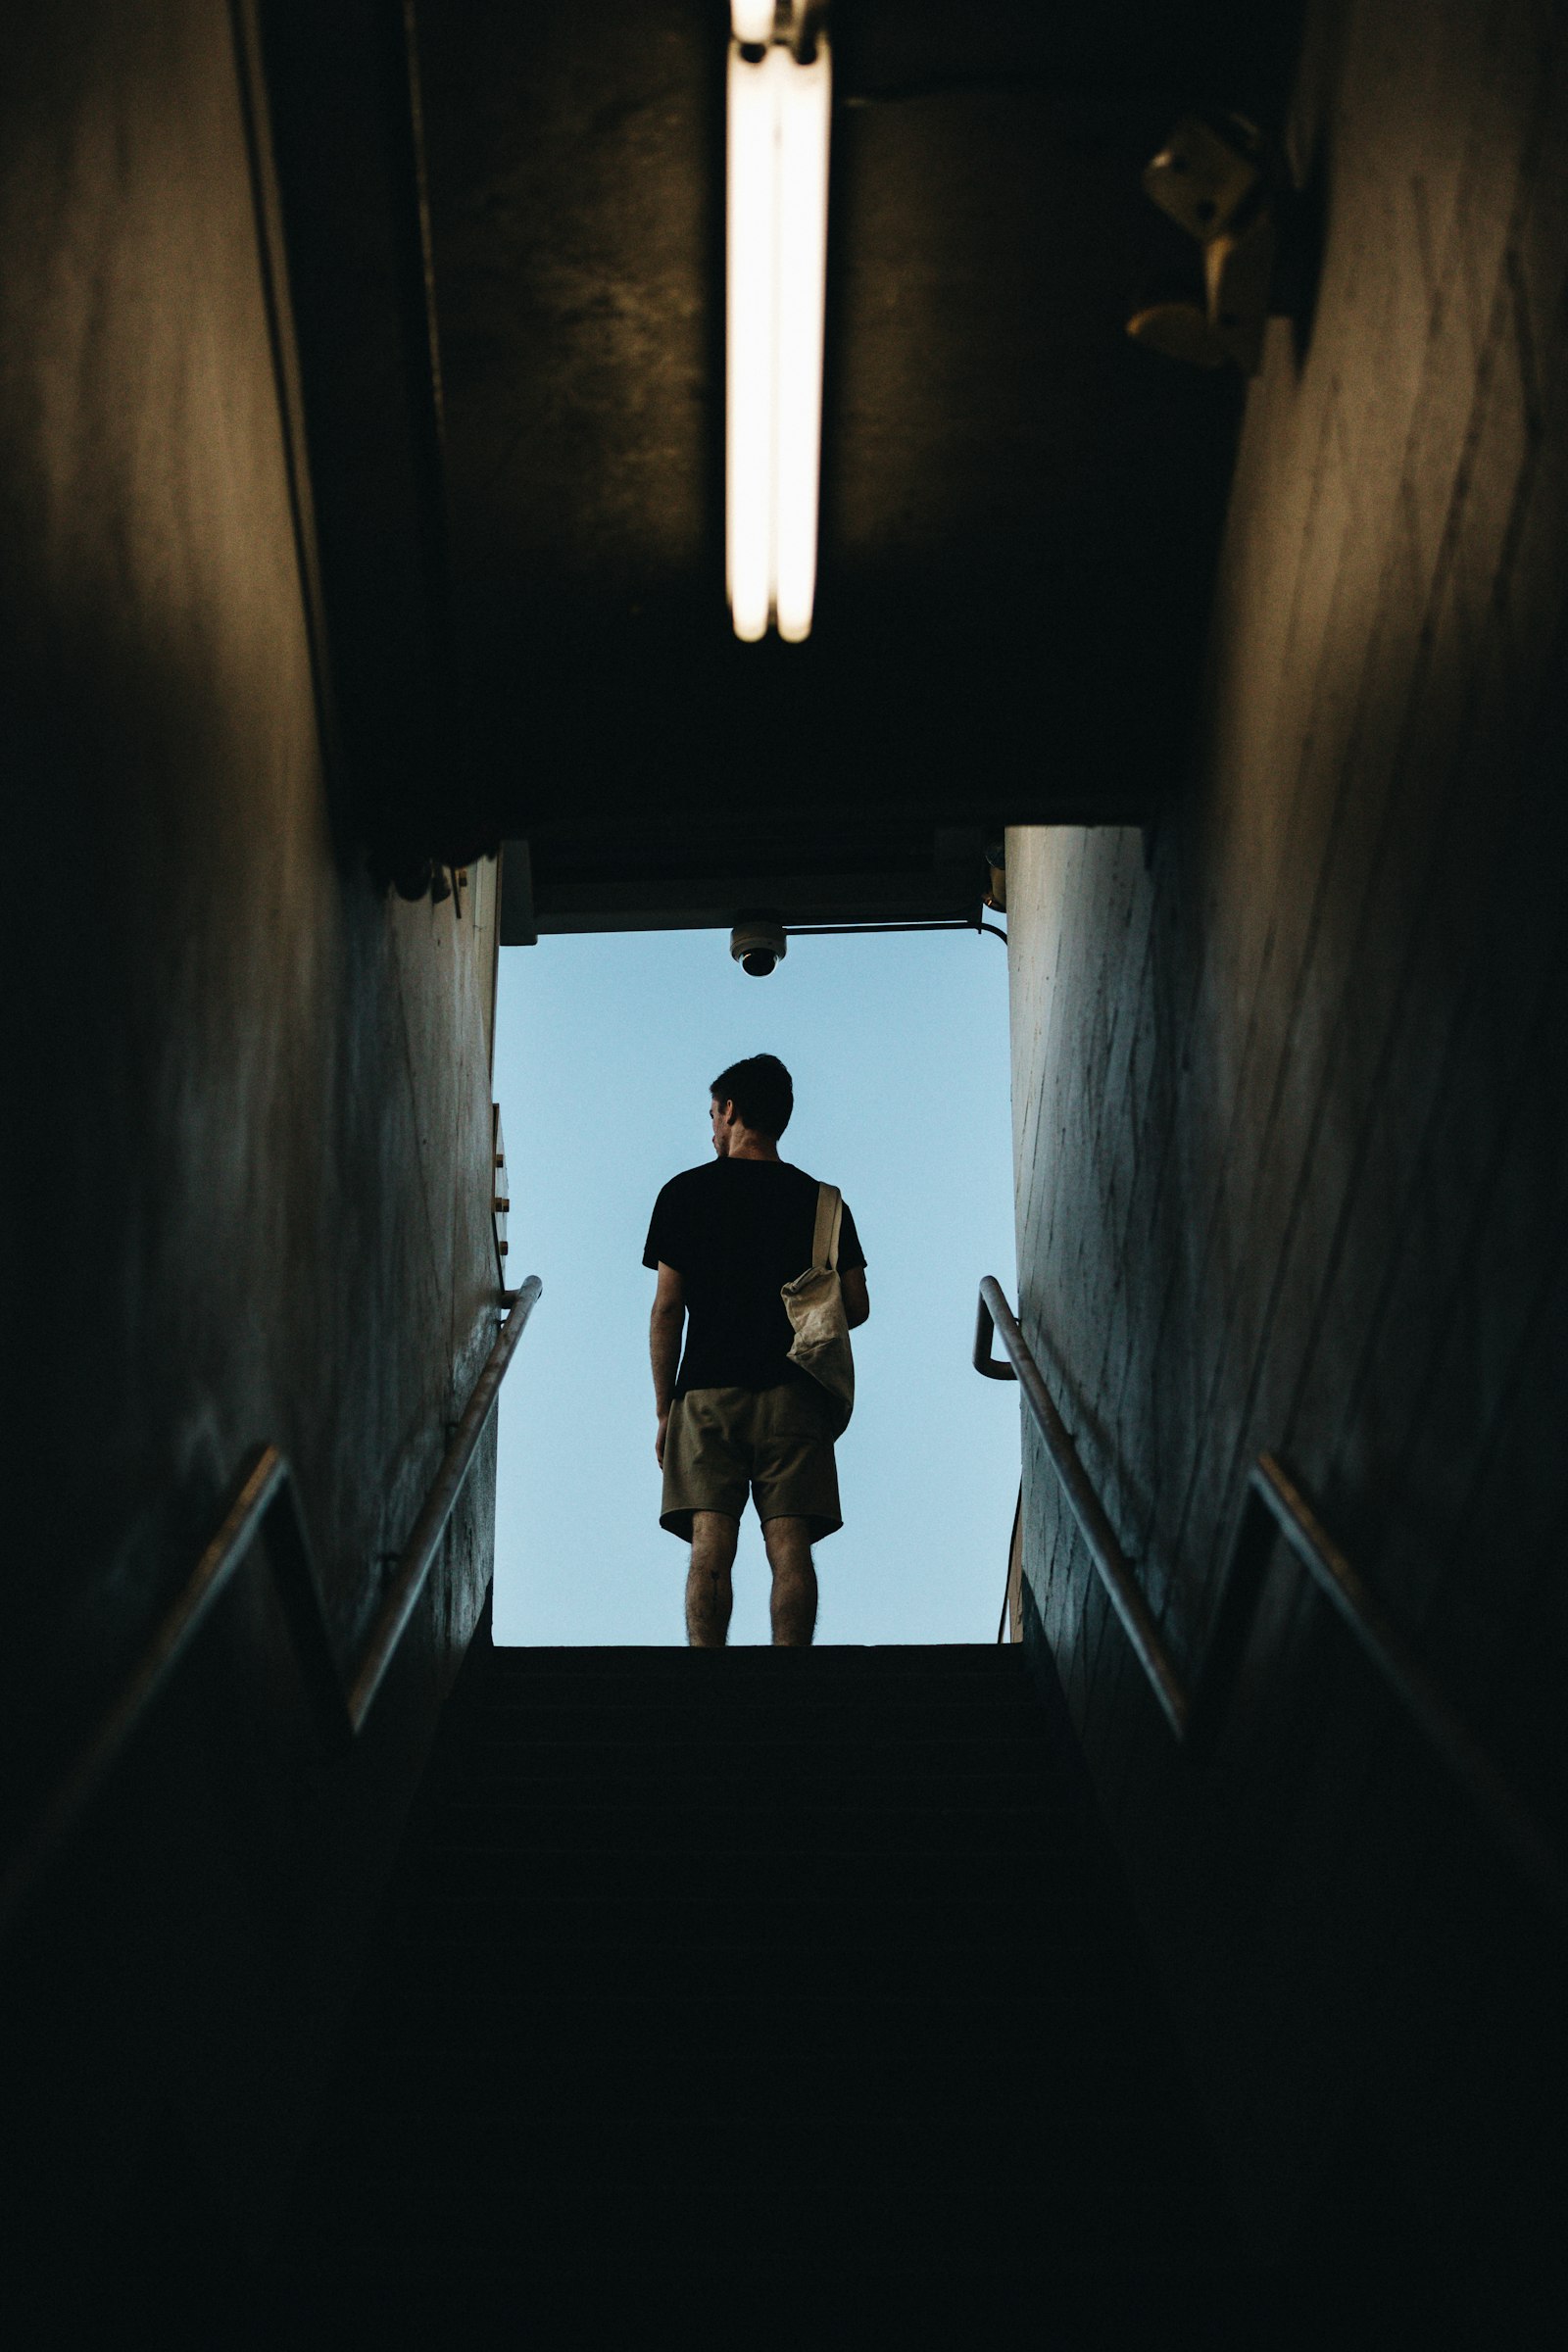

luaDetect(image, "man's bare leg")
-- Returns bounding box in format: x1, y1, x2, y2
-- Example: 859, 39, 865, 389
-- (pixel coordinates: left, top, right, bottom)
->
763, 1517, 817, 1647
686, 1512, 739, 1647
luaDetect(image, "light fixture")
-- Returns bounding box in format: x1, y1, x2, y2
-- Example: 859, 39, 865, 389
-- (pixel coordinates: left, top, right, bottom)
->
726, 5, 831, 644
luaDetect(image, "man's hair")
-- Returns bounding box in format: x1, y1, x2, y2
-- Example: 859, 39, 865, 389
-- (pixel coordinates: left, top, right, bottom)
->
710, 1054, 794, 1140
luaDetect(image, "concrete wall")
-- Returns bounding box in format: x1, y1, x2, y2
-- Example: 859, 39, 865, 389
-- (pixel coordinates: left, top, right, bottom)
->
0, 2, 503, 2321
1006, 0, 1567, 2293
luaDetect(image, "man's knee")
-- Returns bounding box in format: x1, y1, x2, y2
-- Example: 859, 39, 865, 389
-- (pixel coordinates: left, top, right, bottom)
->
762, 1515, 813, 1570
691, 1514, 738, 1571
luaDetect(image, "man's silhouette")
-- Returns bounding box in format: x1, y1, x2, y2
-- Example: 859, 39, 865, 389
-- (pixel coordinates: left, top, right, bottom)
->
644, 1054, 869, 1645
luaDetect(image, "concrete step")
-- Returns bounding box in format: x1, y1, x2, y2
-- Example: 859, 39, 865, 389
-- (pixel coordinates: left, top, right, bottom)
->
429, 1790, 1083, 1854
333, 2101, 1190, 2189
463, 1702, 1053, 1740
346, 2035, 1175, 2129
412, 1838, 1104, 1903
396, 1882, 1107, 1948
287, 2265, 1233, 2337
375, 1919, 1147, 2013
376, 1984, 1142, 2058
485, 1642, 1025, 1676
311, 2108, 1200, 2277
466, 1737, 1058, 1787
379, 1929, 1133, 2002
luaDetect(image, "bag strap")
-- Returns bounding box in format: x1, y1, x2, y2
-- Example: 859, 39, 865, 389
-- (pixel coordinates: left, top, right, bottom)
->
811, 1182, 844, 1272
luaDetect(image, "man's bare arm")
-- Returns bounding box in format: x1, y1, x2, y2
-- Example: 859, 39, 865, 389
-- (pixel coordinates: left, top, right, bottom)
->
842, 1265, 870, 1330
650, 1261, 685, 1465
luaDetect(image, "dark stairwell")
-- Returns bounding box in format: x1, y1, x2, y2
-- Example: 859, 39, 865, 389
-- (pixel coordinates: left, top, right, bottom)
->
6, 1, 1564, 2337
285, 1635, 1228, 2331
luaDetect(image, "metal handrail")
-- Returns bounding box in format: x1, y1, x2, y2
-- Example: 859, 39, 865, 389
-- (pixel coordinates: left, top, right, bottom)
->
975, 1278, 1188, 1737
975, 1276, 1568, 1929
1199, 1454, 1568, 1926
0, 1277, 541, 1938
347, 1279, 538, 1725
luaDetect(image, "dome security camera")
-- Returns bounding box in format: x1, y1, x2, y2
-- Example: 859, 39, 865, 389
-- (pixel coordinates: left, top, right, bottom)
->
729, 914, 787, 978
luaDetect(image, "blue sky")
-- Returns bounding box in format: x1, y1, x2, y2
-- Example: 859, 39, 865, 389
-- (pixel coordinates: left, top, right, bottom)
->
490, 924, 1020, 1646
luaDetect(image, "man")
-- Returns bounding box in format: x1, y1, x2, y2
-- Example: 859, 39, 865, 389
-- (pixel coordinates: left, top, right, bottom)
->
644, 1054, 869, 1647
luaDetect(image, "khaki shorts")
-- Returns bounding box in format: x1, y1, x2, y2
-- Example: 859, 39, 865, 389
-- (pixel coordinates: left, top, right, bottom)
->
661, 1381, 843, 1543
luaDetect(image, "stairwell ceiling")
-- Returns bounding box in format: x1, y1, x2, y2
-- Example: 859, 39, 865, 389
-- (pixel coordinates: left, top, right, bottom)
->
401, 3, 1293, 922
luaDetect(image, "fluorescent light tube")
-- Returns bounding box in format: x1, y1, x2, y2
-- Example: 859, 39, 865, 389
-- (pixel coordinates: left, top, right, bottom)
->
726, 25, 831, 643
773, 41, 830, 641
726, 41, 778, 643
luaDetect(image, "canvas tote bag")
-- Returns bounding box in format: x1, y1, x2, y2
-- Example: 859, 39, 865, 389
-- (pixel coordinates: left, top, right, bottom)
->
781, 1182, 855, 1435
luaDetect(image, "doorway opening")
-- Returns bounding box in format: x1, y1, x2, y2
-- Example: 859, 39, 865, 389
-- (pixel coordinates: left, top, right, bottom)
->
491, 925, 1016, 1645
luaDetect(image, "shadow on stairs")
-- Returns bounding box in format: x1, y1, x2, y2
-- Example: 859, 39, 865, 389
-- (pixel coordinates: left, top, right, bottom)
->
272, 1636, 1284, 2342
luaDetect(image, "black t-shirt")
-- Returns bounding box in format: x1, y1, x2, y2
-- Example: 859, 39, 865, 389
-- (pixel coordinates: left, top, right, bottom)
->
643, 1158, 866, 1395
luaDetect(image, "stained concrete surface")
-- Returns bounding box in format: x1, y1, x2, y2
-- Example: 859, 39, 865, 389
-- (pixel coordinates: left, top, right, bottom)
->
1, 1, 505, 2326
1006, 0, 1568, 2307
416, 0, 1292, 876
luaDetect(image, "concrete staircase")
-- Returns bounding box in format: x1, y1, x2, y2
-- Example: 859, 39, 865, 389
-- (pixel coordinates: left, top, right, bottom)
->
295, 1640, 1222, 2328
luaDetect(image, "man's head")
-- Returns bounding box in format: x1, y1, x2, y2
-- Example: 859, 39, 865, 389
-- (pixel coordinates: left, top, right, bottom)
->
710, 1054, 793, 1154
